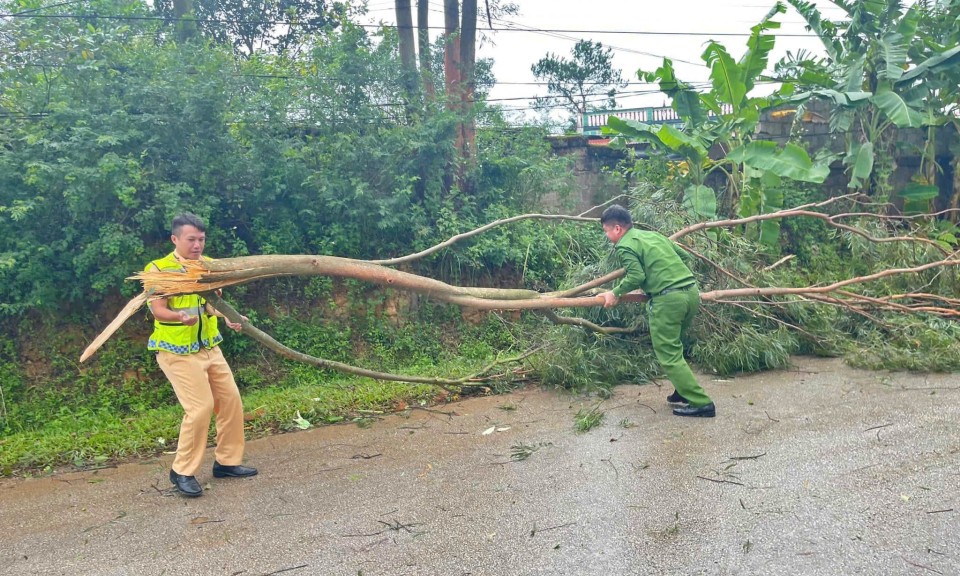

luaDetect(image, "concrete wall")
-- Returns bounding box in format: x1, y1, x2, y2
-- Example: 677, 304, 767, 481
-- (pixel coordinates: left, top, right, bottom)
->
546, 136, 628, 216
756, 102, 956, 207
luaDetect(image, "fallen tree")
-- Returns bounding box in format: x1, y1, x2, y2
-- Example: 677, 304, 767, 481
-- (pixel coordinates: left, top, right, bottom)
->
80, 195, 960, 386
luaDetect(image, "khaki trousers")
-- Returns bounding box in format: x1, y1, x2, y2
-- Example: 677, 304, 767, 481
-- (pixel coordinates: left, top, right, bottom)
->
156, 346, 245, 476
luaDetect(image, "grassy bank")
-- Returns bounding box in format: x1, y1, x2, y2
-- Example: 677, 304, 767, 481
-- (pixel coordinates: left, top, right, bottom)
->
0, 370, 459, 475
0, 301, 520, 475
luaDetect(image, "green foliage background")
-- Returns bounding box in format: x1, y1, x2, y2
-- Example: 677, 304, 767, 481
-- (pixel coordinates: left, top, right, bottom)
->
1, 0, 959, 474
0, 0, 593, 472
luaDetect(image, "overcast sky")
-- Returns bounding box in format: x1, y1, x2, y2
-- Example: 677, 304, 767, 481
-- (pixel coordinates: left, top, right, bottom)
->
362, 0, 848, 122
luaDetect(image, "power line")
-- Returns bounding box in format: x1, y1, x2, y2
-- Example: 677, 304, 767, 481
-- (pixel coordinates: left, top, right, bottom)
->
4, 0, 87, 16
4, 61, 716, 88
486, 15, 707, 68
0, 11, 822, 37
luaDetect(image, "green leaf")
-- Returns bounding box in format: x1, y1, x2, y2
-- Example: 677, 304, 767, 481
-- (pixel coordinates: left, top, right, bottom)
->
683, 184, 717, 219
785, 0, 841, 60
703, 42, 746, 108
881, 33, 908, 81
897, 45, 960, 84
871, 90, 923, 128
846, 142, 874, 188
789, 89, 872, 107
902, 199, 929, 216
644, 59, 707, 126
860, 0, 887, 16
762, 183, 785, 213
674, 90, 708, 127
699, 92, 723, 116
895, 4, 919, 42
604, 117, 665, 147
739, 186, 762, 218
657, 124, 708, 160
758, 218, 781, 247
727, 141, 829, 183
760, 170, 782, 188
843, 55, 866, 92
937, 233, 957, 246
740, 2, 786, 93
898, 182, 939, 201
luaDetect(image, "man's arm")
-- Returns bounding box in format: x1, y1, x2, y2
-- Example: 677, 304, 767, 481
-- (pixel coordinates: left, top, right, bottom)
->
149, 298, 198, 326
612, 246, 647, 298
601, 246, 647, 308
205, 299, 245, 332
144, 262, 197, 326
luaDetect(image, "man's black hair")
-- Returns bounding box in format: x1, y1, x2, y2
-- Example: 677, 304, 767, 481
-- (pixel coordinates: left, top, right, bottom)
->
600, 204, 633, 228
171, 213, 206, 236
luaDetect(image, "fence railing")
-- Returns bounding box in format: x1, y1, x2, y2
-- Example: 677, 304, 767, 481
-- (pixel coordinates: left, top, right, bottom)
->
580, 104, 735, 136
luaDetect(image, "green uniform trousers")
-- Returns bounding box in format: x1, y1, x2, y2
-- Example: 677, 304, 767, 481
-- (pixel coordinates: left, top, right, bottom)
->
648, 287, 712, 407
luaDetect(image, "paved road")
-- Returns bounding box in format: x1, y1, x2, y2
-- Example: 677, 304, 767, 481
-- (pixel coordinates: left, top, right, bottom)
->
1, 357, 958, 576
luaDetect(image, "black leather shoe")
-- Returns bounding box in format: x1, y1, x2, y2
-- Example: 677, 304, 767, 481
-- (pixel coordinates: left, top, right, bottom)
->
169, 470, 203, 497
666, 390, 689, 405
213, 461, 258, 478
672, 403, 716, 418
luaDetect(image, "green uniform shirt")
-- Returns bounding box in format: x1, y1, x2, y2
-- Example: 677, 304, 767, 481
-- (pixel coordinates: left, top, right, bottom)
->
611, 228, 695, 298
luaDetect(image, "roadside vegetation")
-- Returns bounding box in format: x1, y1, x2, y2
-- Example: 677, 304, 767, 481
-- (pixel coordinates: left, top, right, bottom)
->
1, 0, 959, 473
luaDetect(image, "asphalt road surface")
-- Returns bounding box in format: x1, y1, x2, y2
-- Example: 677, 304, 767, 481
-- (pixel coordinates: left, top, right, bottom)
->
1, 357, 957, 576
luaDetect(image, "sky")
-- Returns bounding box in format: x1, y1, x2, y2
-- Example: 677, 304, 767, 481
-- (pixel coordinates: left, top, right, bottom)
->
361, 0, 848, 122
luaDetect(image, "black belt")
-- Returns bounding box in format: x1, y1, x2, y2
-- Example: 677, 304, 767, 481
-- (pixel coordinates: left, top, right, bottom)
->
656, 283, 696, 297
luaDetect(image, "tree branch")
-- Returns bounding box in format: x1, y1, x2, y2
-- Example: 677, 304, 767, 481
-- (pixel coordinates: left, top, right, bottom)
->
538, 309, 639, 335
205, 293, 531, 388
370, 213, 597, 266
672, 208, 949, 255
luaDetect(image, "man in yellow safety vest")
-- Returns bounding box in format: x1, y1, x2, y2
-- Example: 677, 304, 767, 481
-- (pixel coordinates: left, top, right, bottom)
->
146, 213, 257, 497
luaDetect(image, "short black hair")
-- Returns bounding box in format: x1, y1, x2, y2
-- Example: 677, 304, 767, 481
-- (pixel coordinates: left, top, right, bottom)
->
600, 204, 632, 228
171, 213, 206, 236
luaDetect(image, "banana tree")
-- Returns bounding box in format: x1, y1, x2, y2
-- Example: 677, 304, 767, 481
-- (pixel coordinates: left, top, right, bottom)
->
776, 0, 960, 207
902, 0, 960, 218
604, 2, 829, 245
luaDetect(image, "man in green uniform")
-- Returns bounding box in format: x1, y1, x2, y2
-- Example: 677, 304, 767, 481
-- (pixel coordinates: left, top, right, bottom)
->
598, 205, 715, 417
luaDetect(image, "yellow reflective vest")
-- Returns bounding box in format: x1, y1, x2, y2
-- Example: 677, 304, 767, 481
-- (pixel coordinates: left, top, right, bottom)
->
145, 252, 222, 355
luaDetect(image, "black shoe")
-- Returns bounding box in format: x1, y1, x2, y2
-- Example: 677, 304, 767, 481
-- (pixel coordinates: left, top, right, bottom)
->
666, 390, 689, 405
213, 461, 258, 478
672, 402, 716, 418
169, 470, 203, 497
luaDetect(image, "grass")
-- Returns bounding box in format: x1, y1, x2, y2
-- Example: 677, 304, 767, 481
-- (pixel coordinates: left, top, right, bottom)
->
0, 334, 527, 475
510, 441, 550, 461
0, 373, 444, 475
0, 313, 522, 476
573, 404, 604, 433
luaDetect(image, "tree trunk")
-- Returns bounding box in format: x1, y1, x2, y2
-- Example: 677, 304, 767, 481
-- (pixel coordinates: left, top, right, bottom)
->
951, 149, 960, 224
459, 0, 477, 181
395, 0, 418, 118
443, 0, 462, 113
443, 0, 461, 193
172, 0, 197, 42
417, 0, 435, 102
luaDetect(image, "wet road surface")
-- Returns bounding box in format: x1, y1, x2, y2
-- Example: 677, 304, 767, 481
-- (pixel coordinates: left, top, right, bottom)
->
1, 357, 958, 575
